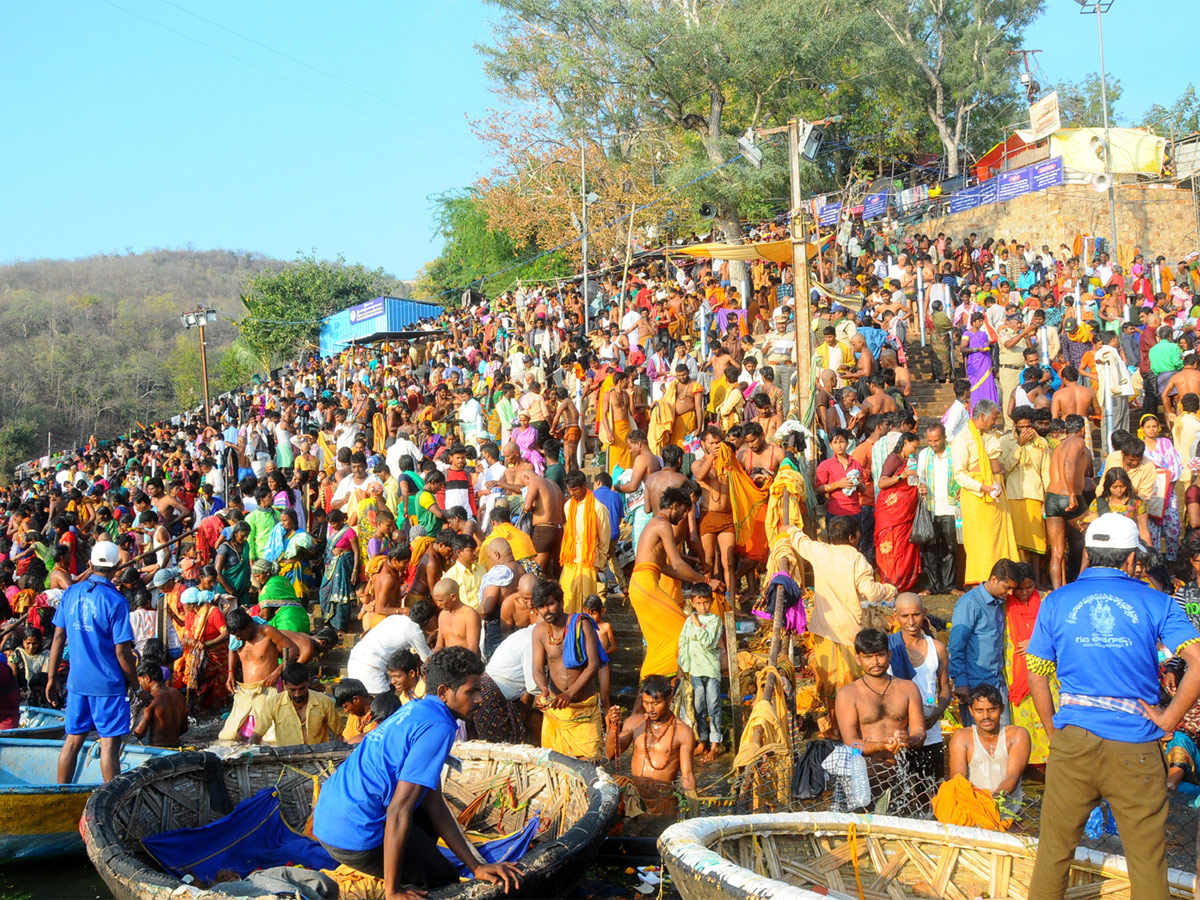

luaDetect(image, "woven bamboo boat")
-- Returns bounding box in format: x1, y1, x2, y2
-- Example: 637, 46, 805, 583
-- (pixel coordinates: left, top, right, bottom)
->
0, 706, 66, 740
83, 741, 620, 900
659, 812, 1198, 900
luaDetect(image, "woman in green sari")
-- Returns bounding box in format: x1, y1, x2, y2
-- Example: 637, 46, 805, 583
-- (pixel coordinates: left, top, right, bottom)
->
250, 558, 312, 634
276, 507, 317, 597
214, 522, 252, 607
318, 508, 357, 632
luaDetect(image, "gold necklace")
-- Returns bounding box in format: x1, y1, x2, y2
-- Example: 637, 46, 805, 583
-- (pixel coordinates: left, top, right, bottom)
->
547, 622, 566, 646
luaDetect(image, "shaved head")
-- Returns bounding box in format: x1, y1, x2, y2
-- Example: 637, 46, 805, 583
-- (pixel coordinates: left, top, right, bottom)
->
487, 538, 514, 563
894, 592, 924, 611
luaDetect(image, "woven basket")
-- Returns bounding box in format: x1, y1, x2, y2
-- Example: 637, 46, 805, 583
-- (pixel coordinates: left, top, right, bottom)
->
83, 741, 619, 900
659, 812, 1198, 900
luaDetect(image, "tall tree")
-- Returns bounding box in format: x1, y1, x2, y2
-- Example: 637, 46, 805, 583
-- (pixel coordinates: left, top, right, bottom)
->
239, 253, 396, 365
1054, 73, 1123, 128
479, 0, 861, 246
872, 0, 1043, 176
1141, 84, 1200, 137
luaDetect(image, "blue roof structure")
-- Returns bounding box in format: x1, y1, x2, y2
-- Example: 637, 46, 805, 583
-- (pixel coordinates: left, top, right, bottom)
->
317, 296, 444, 358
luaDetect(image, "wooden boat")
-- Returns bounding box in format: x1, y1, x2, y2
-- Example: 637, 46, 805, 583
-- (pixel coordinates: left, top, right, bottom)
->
0, 706, 66, 740
659, 812, 1198, 900
83, 740, 621, 900
0, 737, 174, 862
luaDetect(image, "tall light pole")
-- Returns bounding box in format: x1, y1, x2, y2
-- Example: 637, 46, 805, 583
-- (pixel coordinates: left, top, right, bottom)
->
581, 140, 589, 335
180, 307, 218, 424
1077, 0, 1119, 265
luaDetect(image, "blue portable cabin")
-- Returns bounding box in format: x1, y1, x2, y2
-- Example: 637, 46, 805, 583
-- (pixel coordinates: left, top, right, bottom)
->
317, 297, 445, 359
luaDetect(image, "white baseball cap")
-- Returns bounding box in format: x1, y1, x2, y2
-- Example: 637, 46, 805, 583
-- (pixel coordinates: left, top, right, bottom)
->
1084, 513, 1141, 552
90, 541, 121, 568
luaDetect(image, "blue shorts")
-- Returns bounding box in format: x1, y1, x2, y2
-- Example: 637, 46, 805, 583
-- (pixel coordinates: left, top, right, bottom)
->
66, 692, 131, 738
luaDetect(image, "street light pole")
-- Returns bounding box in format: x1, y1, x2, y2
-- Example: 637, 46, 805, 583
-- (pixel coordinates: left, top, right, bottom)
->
180, 307, 217, 425
581, 140, 589, 335
1079, 0, 1119, 264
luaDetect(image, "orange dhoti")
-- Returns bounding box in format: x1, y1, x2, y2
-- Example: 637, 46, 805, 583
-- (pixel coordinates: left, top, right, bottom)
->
628, 562, 686, 678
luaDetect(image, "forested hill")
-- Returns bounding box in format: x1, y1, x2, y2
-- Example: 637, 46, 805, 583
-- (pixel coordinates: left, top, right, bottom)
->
0, 249, 274, 476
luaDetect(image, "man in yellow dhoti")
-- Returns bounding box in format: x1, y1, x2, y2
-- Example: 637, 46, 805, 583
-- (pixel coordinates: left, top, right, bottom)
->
648, 365, 705, 456
716, 364, 745, 431
951, 400, 1020, 585
1000, 405, 1050, 572
558, 471, 610, 615
599, 369, 633, 476
785, 518, 895, 736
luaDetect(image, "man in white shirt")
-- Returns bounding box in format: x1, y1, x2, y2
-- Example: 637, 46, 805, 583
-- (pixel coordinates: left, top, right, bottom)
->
345, 601, 436, 694
477, 625, 540, 743
456, 387, 488, 448
942, 379, 972, 443
474, 442, 507, 531
916, 422, 959, 593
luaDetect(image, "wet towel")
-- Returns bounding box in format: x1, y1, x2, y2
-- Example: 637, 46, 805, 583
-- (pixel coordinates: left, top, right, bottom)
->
561, 612, 609, 670
887, 632, 917, 681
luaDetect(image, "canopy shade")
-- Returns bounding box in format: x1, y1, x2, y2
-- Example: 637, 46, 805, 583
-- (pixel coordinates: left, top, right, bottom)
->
674, 240, 817, 267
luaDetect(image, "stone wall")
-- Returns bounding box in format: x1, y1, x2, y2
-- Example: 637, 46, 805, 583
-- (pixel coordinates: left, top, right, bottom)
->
918, 183, 1200, 260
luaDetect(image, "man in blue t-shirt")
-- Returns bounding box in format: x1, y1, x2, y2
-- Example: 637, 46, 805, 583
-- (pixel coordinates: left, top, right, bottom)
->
312, 647, 520, 898
46, 541, 137, 785
1026, 514, 1200, 899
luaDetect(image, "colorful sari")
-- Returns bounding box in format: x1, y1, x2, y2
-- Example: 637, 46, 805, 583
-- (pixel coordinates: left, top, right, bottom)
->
319, 525, 356, 631
964, 327, 998, 405
1144, 435, 1182, 559
172, 603, 229, 709
279, 530, 316, 596
874, 453, 921, 591
352, 496, 381, 579
216, 540, 251, 606
1004, 590, 1057, 764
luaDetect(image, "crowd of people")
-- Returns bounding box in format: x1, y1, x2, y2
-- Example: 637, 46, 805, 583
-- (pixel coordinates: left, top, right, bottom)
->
9, 218, 1200, 896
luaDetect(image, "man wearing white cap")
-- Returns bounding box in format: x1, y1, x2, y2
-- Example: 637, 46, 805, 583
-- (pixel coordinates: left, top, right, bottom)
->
1026, 513, 1200, 899
759, 310, 797, 416
46, 541, 138, 785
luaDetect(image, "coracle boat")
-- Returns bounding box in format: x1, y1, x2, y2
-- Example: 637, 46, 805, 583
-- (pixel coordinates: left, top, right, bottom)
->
84, 741, 620, 900
659, 812, 1197, 900
0, 737, 174, 861
0, 706, 66, 740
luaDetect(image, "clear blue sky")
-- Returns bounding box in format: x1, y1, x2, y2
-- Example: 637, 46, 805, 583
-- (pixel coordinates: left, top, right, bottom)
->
0, 0, 1191, 280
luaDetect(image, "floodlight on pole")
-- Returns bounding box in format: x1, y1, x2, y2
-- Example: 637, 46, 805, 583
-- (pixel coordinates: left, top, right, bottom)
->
178, 306, 218, 424
1076, 0, 1119, 266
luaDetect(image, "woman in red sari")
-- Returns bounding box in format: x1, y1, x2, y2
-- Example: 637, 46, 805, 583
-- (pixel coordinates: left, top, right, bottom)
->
874, 432, 922, 591
172, 587, 229, 712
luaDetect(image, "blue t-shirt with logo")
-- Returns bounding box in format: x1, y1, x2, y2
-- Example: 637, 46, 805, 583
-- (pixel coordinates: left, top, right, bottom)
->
52, 576, 135, 697
312, 697, 456, 852
1027, 567, 1199, 743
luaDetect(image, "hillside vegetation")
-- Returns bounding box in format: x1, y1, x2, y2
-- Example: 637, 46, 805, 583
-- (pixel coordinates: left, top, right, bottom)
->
0, 249, 411, 476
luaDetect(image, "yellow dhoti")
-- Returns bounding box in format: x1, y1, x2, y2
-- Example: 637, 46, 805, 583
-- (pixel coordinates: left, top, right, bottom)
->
960, 489, 1020, 585
628, 561, 686, 678
809, 633, 859, 712
217, 682, 271, 741
669, 411, 697, 447
1009, 497, 1047, 554
560, 562, 601, 616
540, 693, 603, 760
607, 417, 632, 475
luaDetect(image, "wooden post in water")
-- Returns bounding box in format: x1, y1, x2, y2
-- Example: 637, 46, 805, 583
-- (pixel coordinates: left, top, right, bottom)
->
725, 607, 741, 753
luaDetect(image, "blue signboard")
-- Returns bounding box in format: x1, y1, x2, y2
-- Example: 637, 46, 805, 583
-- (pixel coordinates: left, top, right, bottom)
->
949, 186, 979, 214
347, 298, 386, 324
1031, 156, 1065, 191
818, 202, 842, 226
997, 167, 1032, 201
862, 192, 889, 221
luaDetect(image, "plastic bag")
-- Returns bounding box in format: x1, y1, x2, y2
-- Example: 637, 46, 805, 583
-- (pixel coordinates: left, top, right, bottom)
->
910, 500, 935, 546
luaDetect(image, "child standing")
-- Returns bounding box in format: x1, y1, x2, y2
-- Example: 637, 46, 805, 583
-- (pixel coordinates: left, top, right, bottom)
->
677, 585, 724, 762
583, 595, 617, 655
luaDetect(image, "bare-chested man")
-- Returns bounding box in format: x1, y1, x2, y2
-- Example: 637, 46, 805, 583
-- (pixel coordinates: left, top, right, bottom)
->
279, 628, 338, 665
835, 628, 925, 778
531, 579, 606, 760
219, 606, 298, 741
1163, 355, 1200, 423
878, 349, 911, 399
1045, 414, 1092, 589
501, 573, 538, 635
629, 486, 718, 682
615, 428, 661, 508
606, 674, 697, 816
737, 422, 783, 485
133, 660, 188, 748
362, 545, 409, 622
432, 578, 481, 656
548, 387, 582, 471
407, 534, 455, 603
860, 374, 899, 418
146, 476, 192, 532
490, 469, 564, 577
845, 334, 876, 385
748, 392, 783, 442
479, 538, 526, 658
1050, 365, 1100, 431
691, 426, 742, 609
601, 369, 634, 472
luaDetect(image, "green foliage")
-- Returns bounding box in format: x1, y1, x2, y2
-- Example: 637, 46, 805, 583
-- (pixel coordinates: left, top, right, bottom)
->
1055, 73, 1123, 128
419, 190, 572, 301
1141, 84, 1200, 137
0, 419, 39, 484
239, 253, 399, 365
0, 249, 273, 465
